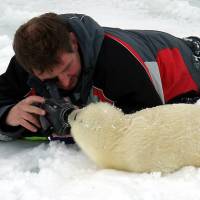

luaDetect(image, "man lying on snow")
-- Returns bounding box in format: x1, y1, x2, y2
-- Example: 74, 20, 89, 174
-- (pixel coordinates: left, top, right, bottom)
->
0, 12, 200, 142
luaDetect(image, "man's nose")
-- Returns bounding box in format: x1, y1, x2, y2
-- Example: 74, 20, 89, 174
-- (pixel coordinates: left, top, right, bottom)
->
57, 74, 70, 88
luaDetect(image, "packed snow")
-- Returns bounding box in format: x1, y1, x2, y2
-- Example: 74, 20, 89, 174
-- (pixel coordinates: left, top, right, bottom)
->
1, 0, 200, 199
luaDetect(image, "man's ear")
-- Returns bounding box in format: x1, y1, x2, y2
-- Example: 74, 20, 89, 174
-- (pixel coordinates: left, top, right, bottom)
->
69, 32, 78, 51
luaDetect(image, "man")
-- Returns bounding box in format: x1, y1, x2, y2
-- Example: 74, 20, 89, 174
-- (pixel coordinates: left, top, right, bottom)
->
0, 12, 200, 142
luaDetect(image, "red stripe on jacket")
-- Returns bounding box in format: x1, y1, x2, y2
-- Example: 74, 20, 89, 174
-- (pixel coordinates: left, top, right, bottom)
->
157, 48, 198, 101
24, 88, 36, 97
92, 86, 113, 104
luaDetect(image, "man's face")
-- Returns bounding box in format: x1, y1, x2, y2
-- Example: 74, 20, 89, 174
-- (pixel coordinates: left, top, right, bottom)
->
33, 32, 82, 91
33, 51, 81, 91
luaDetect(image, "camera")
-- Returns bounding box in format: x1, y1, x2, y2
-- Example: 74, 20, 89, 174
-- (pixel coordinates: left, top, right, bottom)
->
40, 98, 75, 136
28, 76, 76, 136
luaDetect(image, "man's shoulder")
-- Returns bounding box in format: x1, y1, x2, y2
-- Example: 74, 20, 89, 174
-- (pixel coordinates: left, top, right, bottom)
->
3, 56, 28, 76
0, 56, 30, 96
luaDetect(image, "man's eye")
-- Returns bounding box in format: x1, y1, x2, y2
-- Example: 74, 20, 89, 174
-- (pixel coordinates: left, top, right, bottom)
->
53, 77, 59, 82
44, 77, 59, 83
65, 59, 73, 71
64, 67, 69, 72
65, 64, 71, 72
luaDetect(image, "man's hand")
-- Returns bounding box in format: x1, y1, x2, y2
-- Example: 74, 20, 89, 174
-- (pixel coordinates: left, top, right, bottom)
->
5, 96, 46, 132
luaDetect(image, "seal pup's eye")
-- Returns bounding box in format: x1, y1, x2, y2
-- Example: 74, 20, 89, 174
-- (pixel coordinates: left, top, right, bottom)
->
71, 109, 80, 121
74, 113, 78, 120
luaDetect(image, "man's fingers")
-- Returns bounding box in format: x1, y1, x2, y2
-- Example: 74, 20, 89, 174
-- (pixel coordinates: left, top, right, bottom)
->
22, 112, 41, 128
20, 119, 38, 132
24, 95, 45, 105
23, 105, 45, 116
5, 96, 45, 128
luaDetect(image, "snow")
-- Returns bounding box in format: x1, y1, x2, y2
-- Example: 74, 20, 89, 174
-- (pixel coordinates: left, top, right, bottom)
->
1, 0, 200, 199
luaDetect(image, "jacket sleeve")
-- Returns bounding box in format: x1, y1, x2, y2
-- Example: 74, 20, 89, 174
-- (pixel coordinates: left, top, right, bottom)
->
0, 56, 30, 140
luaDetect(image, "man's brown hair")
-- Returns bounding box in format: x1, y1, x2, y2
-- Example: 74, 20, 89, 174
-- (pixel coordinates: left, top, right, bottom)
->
13, 12, 73, 73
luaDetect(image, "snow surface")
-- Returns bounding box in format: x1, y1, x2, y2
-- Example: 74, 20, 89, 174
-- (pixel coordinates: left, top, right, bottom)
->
1, 0, 200, 199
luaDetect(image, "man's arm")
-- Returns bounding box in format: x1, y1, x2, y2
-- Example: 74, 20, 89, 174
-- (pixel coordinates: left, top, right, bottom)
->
0, 56, 45, 140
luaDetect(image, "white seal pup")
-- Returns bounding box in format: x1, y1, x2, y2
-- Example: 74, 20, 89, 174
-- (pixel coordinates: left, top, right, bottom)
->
69, 102, 200, 173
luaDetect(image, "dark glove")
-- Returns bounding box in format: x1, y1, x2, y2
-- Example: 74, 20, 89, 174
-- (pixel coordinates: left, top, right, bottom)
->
41, 98, 75, 136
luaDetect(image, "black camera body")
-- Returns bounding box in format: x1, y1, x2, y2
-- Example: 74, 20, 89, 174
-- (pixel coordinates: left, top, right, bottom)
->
28, 76, 75, 136
40, 98, 75, 136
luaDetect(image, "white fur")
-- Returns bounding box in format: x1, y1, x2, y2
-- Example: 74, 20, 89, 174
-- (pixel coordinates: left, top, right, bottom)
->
68, 103, 200, 173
